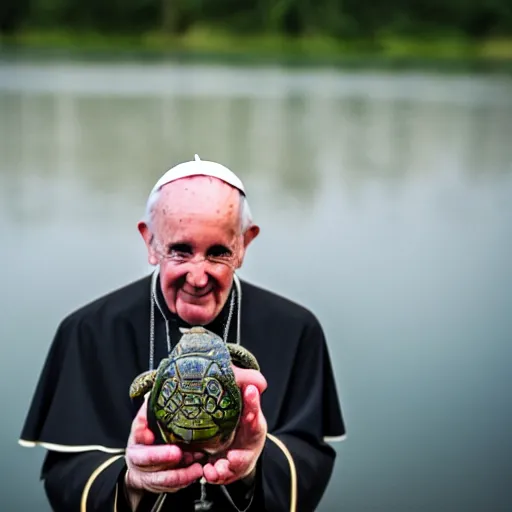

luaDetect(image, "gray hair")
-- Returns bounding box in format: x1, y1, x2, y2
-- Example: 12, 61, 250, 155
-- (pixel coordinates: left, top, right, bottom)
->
144, 186, 254, 234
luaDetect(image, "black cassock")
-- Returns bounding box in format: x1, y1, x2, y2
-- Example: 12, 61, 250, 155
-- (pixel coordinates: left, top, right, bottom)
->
19, 273, 346, 512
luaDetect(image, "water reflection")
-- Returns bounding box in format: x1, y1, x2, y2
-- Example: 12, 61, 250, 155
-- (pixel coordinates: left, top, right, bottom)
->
1, 61, 512, 512
1, 74, 511, 227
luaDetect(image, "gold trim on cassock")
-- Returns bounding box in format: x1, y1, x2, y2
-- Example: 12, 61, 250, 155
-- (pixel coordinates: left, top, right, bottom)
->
266, 433, 297, 512
80, 454, 124, 512
113, 483, 119, 512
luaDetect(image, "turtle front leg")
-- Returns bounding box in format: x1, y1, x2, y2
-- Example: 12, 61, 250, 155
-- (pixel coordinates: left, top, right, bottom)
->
227, 344, 260, 371
129, 370, 157, 398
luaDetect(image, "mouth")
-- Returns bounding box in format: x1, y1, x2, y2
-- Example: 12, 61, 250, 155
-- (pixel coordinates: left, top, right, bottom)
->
180, 287, 214, 300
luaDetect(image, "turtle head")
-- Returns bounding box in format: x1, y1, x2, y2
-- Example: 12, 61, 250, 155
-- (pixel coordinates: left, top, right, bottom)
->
179, 326, 210, 335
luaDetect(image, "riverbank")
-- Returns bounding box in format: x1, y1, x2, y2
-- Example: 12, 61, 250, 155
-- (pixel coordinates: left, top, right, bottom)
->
2, 28, 512, 72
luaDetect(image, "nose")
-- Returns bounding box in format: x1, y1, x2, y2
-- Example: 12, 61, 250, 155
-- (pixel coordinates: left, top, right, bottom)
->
185, 261, 209, 289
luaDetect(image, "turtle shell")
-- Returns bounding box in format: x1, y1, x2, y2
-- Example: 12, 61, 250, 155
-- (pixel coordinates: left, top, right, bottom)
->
146, 327, 243, 453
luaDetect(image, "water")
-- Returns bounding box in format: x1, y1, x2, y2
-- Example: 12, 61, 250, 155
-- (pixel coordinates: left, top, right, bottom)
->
1, 60, 511, 512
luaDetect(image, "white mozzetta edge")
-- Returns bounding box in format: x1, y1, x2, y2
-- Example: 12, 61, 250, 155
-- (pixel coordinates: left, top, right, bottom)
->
324, 434, 347, 442
18, 439, 125, 454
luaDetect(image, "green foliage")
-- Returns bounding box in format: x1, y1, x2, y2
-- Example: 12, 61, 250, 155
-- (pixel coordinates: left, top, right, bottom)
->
1, 0, 511, 45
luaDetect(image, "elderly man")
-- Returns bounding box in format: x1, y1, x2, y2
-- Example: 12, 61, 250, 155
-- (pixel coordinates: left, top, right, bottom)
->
19, 156, 345, 511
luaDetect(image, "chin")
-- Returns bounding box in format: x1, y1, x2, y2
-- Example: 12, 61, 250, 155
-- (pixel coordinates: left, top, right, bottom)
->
178, 303, 217, 326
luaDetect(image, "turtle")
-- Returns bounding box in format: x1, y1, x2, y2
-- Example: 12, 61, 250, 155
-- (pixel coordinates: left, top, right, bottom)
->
129, 326, 260, 454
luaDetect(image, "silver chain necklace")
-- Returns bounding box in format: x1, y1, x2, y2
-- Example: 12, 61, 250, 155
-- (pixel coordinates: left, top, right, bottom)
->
148, 268, 247, 512
148, 267, 241, 371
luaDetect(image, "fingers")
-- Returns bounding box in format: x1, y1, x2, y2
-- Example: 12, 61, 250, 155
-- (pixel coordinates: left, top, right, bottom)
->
232, 367, 267, 395
202, 462, 219, 483
182, 451, 206, 466
126, 394, 208, 494
226, 447, 253, 473
127, 444, 183, 470
149, 463, 204, 491
203, 459, 236, 484
126, 372, 268, 492
132, 419, 155, 446
242, 385, 261, 427
129, 394, 154, 446
201, 385, 266, 486
128, 462, 204, 493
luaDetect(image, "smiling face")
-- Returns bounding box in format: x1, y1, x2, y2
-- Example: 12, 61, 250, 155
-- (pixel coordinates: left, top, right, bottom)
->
138, 176, 259, 326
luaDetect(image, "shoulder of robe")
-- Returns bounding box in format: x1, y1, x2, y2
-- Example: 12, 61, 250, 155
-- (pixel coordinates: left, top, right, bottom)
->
241, 279, 323, 331
55, 273, 152, 349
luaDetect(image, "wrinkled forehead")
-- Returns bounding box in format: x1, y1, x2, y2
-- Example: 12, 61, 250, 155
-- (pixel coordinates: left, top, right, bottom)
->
151, 176, 241, 234
162, 175, 239, 200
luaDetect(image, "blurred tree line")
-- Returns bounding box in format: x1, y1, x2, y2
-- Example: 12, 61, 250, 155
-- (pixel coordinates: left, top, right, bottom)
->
1, 0, 511, 39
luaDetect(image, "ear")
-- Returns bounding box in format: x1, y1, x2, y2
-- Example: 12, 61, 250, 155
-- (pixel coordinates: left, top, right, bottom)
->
243, 225, 260, 249
235, 225, 260, 269
137, 221, 159, 266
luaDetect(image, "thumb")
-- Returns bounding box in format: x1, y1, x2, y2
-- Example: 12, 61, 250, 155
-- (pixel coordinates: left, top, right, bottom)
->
242, 384, 262, 425
129, 394, 153, 446
233, 367, 267, 395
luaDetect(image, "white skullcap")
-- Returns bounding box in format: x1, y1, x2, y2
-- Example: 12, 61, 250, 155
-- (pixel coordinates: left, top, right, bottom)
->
149, 154, 246, 198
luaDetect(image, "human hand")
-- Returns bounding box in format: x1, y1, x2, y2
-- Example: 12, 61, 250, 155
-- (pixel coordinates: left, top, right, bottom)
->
124, 395, 205, 509
202, 367, 268, 486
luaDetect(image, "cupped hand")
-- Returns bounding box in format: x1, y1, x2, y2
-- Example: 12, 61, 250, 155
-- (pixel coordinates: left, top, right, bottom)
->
202, 367, 268, 486
124, 395, 204, 506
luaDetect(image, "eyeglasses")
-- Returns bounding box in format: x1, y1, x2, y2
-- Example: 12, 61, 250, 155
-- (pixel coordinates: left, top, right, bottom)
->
150, 235, 242, 270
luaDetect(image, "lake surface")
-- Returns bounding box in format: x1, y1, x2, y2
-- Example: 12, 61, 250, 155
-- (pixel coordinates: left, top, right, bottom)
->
1, 59, 511, 511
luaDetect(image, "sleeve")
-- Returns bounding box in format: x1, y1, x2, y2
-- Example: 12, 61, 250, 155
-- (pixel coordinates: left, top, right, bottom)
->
18, 314, 140, 511
41, 450, 131, 512
242, 315, 346, 512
